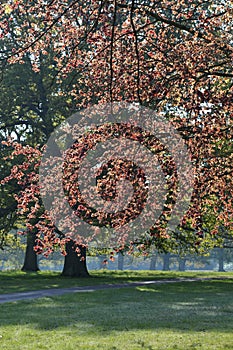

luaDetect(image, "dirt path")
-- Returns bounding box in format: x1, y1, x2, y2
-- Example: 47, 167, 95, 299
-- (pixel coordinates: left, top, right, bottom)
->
0, 277, 223, 304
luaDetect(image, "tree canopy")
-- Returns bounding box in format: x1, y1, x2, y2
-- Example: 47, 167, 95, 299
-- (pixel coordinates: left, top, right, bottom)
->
0, 1, 232, 257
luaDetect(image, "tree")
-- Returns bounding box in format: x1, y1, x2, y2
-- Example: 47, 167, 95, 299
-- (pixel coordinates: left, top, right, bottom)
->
0, 1, 232, 267
0, 58, 75, 270
0, 34, 78, 270
1, 140, 92, 276
0, 139, 19, 249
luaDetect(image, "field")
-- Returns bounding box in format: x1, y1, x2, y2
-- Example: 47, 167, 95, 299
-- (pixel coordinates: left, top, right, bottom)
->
0, 271, 233, 349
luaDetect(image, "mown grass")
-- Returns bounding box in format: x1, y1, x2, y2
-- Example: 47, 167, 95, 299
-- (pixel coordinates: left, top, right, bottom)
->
0, 277, 233, 349
0, 270, 233, 294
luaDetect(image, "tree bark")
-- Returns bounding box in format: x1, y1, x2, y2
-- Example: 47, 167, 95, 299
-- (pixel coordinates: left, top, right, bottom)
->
21, 231, 40, 272
218, 247, 225, 272
117, 252, 124, 270
178, 257, 186, 271
163, 253, 170, 271
61, 240, 89, 277
150, 254, 157, 270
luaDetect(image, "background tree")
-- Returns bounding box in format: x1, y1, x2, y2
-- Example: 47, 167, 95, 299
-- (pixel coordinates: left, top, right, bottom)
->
0, 46, 78, 270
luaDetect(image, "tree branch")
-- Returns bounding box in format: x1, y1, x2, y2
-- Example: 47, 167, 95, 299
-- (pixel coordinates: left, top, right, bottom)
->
109, 0, 117, 103
130, 0, 142, 104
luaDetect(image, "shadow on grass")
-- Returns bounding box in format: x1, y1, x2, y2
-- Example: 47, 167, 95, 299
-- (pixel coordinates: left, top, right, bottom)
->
1, 270, 232, 294
0, 279, 233, 333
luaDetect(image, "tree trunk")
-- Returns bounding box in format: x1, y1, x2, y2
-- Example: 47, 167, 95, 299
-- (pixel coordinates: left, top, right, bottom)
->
61, 240, 89, 277
21, 231, 40, 272
150, 254, 157, 270
163, 253, 170, 271
117, 252, 124, 270
218, 248, 225, 272
178, 257, 186, 271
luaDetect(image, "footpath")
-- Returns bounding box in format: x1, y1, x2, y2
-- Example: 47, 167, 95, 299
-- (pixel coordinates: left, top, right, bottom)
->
0, 277, 224, 304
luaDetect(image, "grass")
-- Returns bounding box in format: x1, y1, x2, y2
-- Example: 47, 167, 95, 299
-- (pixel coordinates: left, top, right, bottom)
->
0, 276, 233, 349
0, 270, 233, 294
0, 271, 233, 349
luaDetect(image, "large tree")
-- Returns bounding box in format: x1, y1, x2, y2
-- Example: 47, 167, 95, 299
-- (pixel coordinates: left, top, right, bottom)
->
0, 48, 78, 271
0, 1, 232, 270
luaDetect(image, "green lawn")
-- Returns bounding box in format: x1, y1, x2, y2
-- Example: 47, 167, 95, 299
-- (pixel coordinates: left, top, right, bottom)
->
0, 272, 233, 349
0, 270, 233, 294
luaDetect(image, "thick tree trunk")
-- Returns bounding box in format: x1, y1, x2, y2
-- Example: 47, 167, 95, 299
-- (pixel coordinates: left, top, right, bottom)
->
21, 231, 40, 272
61, 240, 89, 277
